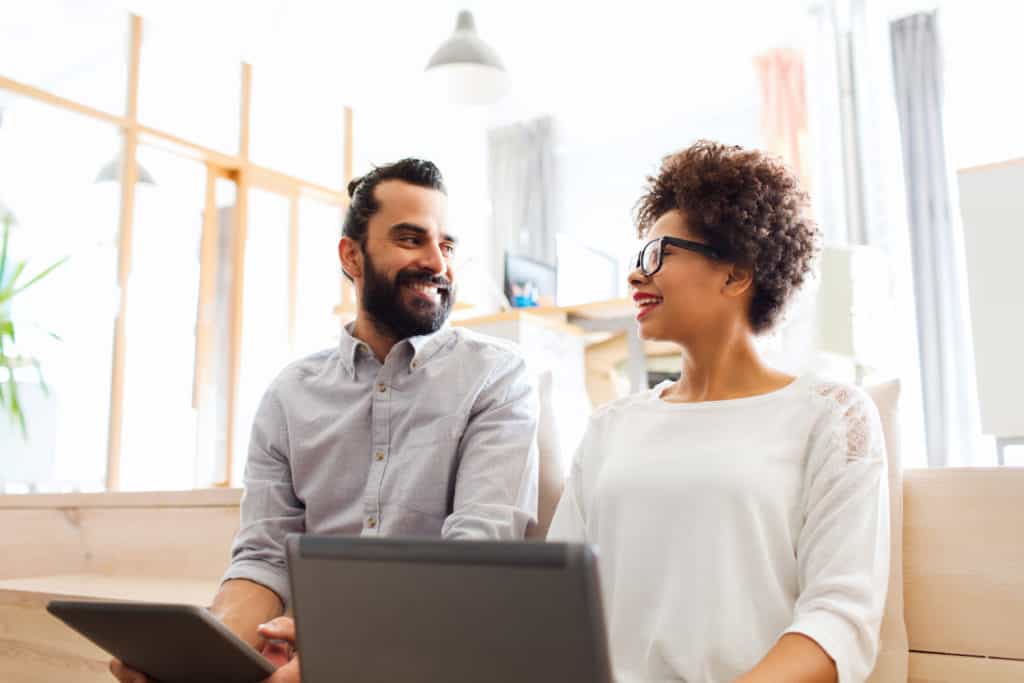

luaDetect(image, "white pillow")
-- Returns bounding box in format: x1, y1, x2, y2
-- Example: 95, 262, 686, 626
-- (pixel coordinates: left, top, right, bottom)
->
526, 369, 566, 539
864, 379, 909, 683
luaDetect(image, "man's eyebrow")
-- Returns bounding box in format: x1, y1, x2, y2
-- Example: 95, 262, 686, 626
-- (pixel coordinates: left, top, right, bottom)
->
389, 223, 458, 245
389, 222, 429, 236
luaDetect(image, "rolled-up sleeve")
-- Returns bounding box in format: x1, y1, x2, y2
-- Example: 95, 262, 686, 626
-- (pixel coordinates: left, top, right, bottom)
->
785, 388, 890, 683
441, 354, 539, 540
221, 383, 305, 609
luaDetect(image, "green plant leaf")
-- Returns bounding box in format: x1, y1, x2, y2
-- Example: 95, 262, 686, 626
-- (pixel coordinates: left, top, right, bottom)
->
0, 261, 26, 301
7, 255, 68, 300
30, 357, 49, 396
0, 218, 10, 288
8, 375, 27, 440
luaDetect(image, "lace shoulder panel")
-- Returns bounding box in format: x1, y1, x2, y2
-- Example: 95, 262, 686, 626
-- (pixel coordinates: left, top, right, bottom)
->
811, 381, 885, 464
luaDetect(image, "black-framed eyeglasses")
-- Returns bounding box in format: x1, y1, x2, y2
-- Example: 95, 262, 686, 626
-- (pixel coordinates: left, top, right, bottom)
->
634, 236, 722, 277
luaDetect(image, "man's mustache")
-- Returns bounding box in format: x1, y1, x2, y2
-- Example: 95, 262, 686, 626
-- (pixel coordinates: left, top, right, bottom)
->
395, 269, 452, 290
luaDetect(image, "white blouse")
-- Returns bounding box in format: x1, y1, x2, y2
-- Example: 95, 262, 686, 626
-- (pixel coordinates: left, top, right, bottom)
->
548, 375, 889, 683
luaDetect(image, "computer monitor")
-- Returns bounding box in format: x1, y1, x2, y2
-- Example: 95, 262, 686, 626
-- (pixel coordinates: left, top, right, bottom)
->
504, 252, 557, 307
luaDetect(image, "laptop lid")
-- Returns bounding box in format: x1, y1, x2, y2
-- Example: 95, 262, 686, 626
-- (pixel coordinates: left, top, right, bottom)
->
286, 536, 612, 683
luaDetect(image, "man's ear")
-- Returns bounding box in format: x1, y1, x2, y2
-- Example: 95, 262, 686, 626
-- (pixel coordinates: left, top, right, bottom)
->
339, 236, 363, 280
723, 263, 754, 297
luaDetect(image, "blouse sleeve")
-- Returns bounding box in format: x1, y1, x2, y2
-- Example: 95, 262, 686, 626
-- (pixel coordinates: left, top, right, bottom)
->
784, 384, 891, 683
546, 427, 592, 542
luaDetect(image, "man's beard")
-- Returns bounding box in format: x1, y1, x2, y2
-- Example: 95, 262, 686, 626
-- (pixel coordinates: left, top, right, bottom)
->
361, 249, 454, 340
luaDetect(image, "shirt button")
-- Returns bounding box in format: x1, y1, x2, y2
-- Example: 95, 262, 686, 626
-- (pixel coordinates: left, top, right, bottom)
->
374, 451, 385, 462
366, 517, 377, 529
411, 360, 418, 369
377, 383, 387, 393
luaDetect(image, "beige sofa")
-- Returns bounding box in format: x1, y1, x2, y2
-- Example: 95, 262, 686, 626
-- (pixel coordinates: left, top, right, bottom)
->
1, 378, 1021, 682
2, 471, 1021, 683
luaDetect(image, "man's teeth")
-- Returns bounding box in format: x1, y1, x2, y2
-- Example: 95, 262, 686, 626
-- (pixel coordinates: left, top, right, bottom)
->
408, 282, 443, 298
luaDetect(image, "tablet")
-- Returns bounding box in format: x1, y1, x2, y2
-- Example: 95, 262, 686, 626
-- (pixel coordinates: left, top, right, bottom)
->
46, 600, 277, 683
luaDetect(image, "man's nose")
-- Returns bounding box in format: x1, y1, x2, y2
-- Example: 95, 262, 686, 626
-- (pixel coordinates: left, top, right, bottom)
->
416, 241, 447, 275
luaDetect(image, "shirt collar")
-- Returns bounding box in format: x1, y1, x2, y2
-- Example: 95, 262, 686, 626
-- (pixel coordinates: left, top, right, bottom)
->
337, 322, 455, 377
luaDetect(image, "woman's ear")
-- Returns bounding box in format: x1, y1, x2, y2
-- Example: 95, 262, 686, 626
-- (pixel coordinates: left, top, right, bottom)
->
723, 264, 754, 297
339, 236, 363, 280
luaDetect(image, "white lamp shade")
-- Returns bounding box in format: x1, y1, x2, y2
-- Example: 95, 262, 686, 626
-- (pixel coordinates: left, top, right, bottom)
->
95, 153, 156, 185
425, 11, 508, 106
425, 62, 509, 106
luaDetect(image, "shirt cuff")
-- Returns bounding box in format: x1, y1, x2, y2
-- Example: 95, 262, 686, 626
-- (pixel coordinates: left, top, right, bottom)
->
784, 609, 862, 683
221, 559, 291, 611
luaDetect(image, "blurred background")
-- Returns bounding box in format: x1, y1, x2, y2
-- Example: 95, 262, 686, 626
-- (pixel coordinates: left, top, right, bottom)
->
1, 0, 1022, 493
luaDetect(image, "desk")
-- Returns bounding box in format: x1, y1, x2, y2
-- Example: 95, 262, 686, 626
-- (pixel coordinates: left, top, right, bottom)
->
0, 574, 220, 682
0, 489, 237, 682
452, 299, 649, 392
337, 298, 675, 402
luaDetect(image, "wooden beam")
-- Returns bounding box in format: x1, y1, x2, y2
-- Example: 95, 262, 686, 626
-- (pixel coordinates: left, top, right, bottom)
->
105, 13, 143, 492
192, 168, 219, 413
223, 173, 250, 487
239, 62, 252, 160
0, 76, 344, 207
0, 75, 131, 129
340, 106, 355, 310
288, 193, 299, 354
343, 106, 354, 191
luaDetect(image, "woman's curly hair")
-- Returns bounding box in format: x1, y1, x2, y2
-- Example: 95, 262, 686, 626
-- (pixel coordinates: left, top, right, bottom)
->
634, 140, 820, 333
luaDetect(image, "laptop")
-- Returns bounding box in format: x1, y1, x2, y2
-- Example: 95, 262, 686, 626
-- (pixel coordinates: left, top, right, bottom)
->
286, 536, 613, 683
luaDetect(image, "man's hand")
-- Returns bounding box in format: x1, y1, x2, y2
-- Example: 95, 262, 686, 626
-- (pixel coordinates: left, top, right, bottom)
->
259, 617, 300, 683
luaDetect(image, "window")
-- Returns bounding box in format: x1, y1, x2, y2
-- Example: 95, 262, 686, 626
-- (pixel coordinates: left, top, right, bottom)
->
0, 1, 127, 115
0, 96, 120, 491
118, 146, 206, 490
1, 11, 351, 492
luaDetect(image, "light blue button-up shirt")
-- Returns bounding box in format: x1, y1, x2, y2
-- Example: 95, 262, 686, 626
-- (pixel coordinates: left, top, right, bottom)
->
222, 323, 539, 607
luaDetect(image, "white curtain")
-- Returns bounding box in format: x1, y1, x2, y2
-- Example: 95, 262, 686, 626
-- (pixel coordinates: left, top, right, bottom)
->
485, 116, 558, 278
804, 0, 927, 468
890, 12, 982, 467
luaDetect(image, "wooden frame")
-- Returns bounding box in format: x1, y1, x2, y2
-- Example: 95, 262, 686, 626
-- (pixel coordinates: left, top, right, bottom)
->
104, 14, 144, 491
0, 12, 354, 490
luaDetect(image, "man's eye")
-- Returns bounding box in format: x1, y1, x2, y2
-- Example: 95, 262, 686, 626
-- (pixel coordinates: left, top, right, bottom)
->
441, 244, 456, 256
399, 236, 420, 245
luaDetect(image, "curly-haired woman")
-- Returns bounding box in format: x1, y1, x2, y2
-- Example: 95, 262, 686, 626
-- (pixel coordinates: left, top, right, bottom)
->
549, 141, 889, 683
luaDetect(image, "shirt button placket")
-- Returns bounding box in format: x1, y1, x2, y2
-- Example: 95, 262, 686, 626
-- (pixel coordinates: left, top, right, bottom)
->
367, 372, 391, 535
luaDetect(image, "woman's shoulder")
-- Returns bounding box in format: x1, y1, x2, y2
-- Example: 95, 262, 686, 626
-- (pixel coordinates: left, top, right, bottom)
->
587, 384, 664, 422
802, 378, 878, 421
801, 377, 885, 464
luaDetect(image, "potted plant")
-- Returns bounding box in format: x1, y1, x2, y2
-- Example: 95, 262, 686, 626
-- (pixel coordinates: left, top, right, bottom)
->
0, 207, 67, 439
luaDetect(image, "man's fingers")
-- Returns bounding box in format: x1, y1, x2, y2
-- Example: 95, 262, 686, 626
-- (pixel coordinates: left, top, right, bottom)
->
264, 656, 301, 683
109, 658, 148, 683
257, 617, 295, 641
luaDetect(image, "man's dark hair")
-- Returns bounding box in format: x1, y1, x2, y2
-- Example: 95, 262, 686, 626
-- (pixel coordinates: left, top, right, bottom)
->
342, 158, 447, 245
634, 140, 820, 334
